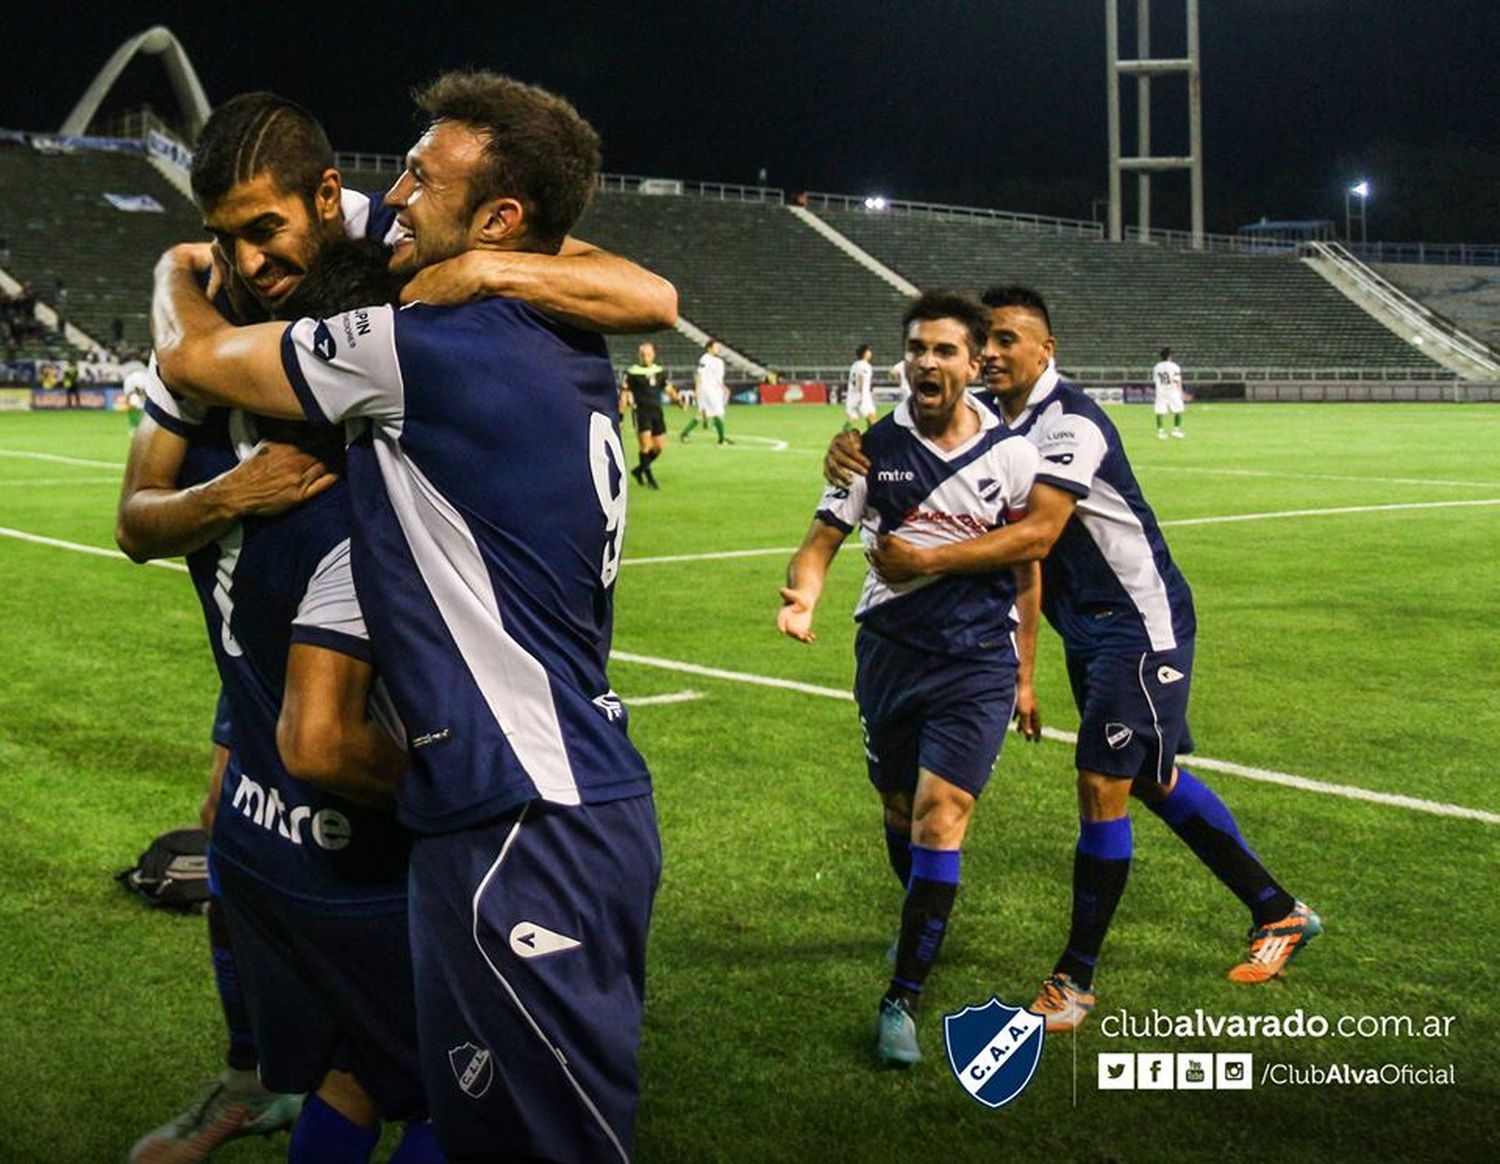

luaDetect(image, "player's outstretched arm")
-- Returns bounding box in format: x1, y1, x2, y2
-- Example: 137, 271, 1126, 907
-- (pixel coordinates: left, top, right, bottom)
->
823, 428, 869, 487
152, 245, 304, 418
778, 520, 846, 643
1011, 561, 1043, 742
395, 236, 677, 333
870, 482, 1078, 583
116, 421, 336, 562
278, 644, 406, 808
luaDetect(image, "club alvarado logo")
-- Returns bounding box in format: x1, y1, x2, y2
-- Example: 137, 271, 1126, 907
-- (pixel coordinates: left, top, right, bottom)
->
944, 998, 1045, 1109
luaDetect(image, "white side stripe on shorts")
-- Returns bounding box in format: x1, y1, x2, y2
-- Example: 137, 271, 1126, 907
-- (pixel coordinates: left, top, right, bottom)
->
469, 806, 630, 1164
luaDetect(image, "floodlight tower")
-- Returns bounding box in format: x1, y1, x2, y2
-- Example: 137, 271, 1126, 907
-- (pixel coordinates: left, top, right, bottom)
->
1105, 0, 1204, 247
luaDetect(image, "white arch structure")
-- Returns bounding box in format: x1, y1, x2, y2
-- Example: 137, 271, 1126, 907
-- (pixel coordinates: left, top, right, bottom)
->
60, 26, 211, 140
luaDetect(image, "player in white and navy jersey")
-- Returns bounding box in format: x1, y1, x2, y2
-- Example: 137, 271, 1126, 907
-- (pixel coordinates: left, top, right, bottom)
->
151, 72, 660, 1163
838, 286, 1319, 1032
780, 291, 1040, 1068
846, 344, 877, 426
1152, 346, 1186, 439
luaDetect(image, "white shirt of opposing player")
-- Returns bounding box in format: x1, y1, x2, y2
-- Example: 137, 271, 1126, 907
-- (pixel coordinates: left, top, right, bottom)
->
818, 396, 1039, 620
889, 360, 911, 398
1152, 360, 1184, 414
846, 358, 875, 417
696, 353, 727, 417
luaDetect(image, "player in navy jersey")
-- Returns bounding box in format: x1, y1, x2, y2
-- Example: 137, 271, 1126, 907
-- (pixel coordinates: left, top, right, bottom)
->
780, 291, 1041, 1066
124, 87, 676, 1164
830, 286, 1320, 1034
152, 71, 660, 1162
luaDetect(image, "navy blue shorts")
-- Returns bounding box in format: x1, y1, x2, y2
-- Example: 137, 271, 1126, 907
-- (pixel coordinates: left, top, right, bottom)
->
212, 856, 425, 1119
1067, 641, 1196, 783
408, 795, 661, 1162
854, 630, 1017, 799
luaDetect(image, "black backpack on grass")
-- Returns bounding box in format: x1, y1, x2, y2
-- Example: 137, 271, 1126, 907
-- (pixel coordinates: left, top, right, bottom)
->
116, 827, 211, 914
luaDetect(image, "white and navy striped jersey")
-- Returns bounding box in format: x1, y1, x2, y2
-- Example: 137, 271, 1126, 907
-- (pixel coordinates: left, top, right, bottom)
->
280, 297, 651, 833
989, 364, 1195, 654
187, 450, 411, 911
816, 396, 1038, 660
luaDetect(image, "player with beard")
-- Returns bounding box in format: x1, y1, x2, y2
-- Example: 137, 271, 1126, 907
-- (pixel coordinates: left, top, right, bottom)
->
780, 291, 1040, 1066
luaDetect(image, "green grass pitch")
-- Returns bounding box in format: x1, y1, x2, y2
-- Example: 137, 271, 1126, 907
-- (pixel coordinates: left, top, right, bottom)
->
0, 401, 1495, 1162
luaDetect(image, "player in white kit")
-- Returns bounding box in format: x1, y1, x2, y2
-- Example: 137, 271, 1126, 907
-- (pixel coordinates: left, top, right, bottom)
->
681, 338, 731, 444
1152, 346, 1185, 439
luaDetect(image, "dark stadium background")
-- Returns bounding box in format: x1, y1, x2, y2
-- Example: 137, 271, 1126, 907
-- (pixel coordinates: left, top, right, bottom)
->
3, 0, 1497, 241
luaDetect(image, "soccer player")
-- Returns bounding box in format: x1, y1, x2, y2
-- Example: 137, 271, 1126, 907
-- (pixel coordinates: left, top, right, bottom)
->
681, 337, 731, 444
1153, 345, 1186, 438
779, 290, 1041, 1067
888, 357, 911, 399
846, 343, 877, 428
828, 286, 1320, 1034
152, 70, 661, 1162
621, 340, 681, 486
121, 88, 676, 1162
187, 240, 438, 1163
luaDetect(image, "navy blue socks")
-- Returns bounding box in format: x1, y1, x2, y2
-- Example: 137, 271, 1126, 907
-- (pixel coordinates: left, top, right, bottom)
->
1056, 816, 1133, 989
888, 845, 960, 1009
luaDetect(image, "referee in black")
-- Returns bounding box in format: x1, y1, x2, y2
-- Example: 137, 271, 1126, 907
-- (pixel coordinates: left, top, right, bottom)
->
619, 341, 680, 489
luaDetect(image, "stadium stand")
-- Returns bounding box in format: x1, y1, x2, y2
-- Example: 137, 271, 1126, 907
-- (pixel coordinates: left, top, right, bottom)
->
574, 192, 912, 371
818, 206, 1447, 373
0, 146, 204, 346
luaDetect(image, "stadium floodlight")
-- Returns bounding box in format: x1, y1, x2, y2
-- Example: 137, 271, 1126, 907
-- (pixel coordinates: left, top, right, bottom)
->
1344, 180, 1371, 246
863, 195, 888, 211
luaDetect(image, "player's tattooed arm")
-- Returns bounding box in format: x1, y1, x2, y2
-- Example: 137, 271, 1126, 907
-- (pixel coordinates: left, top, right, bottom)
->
278, 644, 406, 808
823, 428, 869, 487
777, 520, 847, 644
870, 482, 1078, 583
116, 421, 336, 562
396, 236, 678, 333
1011, 561, 1043, 742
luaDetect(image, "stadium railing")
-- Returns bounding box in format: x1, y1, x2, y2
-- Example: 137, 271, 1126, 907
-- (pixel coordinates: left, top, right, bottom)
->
1348, 241, 1500, 267
803, 192, 1102, 237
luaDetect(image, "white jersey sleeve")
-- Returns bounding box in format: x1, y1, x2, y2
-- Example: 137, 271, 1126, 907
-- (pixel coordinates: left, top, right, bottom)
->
291, 538, 369, 648
1032, 410, 1108, 498
999, 437, 1041, 516
144, 356, 212, 432
282, 306, 404, 427
813, 474, 869, 534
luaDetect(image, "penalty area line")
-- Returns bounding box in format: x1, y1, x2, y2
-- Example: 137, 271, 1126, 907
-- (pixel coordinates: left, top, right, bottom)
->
608, 650, 1498, 826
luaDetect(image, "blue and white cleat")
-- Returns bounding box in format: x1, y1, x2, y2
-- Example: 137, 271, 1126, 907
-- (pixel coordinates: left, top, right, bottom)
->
877, 997, 922, 1067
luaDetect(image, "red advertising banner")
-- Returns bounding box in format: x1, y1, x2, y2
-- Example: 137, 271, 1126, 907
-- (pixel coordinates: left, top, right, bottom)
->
759, 381, 828, 405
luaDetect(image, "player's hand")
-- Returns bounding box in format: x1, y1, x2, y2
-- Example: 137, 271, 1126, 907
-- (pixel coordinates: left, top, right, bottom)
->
225, 440, 340, 518
777, 587, 817, 643
868, 533, 929, 584
398, 251, 487, 305
1014, 682, 1042, 742
823, 429, 869, 486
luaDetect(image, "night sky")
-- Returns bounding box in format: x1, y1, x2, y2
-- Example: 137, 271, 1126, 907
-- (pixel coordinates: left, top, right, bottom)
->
4, 1, 1497, 240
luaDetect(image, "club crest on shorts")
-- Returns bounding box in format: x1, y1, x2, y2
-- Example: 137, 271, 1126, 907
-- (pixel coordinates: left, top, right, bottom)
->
448, 1041, 493, 1098
1105, 721, 1134, 750
944, 997, 1044, 1109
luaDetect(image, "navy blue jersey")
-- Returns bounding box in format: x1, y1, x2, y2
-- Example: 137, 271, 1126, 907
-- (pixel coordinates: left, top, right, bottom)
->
281, 296, 652, 833
188, 461, 411, 912
815, 397, 1038, 660
984, 366, 1195, 654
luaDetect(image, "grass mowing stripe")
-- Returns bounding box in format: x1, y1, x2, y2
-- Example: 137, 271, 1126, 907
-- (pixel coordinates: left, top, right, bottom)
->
611, 649, 1499, 824
1148, 464, 1500, 489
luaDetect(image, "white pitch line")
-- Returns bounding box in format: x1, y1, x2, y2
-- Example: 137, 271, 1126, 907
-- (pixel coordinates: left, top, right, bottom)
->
0, 526, 187, 572
1147, 464, 1500, 490
1161, 497, 1500, 528
0, 449, 125, 470
626, 690, 704, 706
609, 650, 1498, 825
7, 525, 1498, 823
